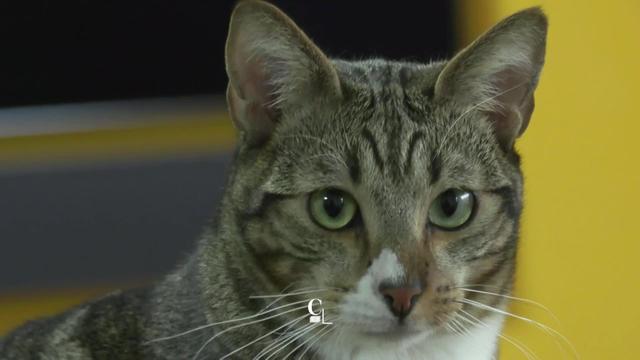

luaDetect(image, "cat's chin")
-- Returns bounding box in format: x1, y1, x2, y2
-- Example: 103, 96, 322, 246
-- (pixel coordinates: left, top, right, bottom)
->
316, 318, 501, 360
346, 322, 436, 343
315, 325, 438, 360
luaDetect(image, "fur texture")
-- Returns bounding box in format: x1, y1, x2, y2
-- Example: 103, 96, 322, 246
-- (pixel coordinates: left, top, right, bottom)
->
0, 1, 547, 359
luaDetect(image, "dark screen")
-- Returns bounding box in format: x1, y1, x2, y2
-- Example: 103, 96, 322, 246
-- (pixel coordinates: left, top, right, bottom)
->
0, 1, 453, 107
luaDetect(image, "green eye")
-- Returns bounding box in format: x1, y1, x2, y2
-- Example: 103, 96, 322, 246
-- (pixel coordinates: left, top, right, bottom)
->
309, 188, 358, 230
428, 189, 475, 230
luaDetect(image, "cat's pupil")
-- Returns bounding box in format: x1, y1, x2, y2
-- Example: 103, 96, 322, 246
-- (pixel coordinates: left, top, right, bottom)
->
440, 190, 459, 217
323, 191, 344, 218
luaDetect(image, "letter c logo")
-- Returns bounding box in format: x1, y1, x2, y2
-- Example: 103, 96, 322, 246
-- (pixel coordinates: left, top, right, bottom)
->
308, 298, 322, 316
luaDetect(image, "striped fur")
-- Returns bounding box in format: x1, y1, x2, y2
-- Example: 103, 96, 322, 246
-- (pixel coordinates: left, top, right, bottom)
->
0, 1, 546, 359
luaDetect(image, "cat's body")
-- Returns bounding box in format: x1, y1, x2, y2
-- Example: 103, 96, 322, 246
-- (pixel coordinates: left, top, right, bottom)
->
1, 1, 547, 359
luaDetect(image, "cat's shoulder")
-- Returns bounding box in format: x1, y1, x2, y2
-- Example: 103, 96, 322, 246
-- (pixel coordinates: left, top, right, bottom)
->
0, 287, 152, 360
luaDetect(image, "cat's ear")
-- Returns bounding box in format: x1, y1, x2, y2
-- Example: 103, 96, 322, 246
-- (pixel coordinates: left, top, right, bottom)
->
435, 8, 547, 150
225, 0, 342, 147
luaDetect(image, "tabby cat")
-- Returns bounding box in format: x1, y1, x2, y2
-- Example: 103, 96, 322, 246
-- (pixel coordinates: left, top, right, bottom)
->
0, 1, 547, 359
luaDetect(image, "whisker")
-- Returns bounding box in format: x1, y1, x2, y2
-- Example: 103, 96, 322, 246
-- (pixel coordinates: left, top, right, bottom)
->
457, 287, 560, 323
458, 298, 579, 359
459, 284, 503, 289
435, 314, 457, 336
281, 316, 340, 360
258, 285, 316, 314
296, 325, 336, 360
458, 284, 507, 292
444, 322, 458, 336
499, 333, 538, 360
281, 328, 322, 360
454, 313, 475, 336
502, 335, 539, 360
455, 311, 526, 360
270, 315, 306, 338
449, 316, 469, 336
249, 288, 340, 299
253, 317, 313, 359
457, 309, 537, 360
264, 323, 319, 360
283, 316, 340, 360
145, 299, 311, 344
191, 305, 309, 360
219, 314, 310, 360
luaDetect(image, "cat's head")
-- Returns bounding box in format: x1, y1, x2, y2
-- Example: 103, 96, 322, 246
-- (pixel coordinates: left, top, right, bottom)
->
223, 0, 546, 354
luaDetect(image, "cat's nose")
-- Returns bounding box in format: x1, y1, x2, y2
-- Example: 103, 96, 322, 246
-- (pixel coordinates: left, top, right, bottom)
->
379, 283, 423, 319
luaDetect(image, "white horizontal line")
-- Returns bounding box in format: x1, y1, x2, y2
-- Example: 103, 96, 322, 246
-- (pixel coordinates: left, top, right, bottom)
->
0, 94, 227, 137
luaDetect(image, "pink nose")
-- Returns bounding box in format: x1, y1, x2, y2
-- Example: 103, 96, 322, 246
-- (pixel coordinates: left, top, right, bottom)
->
379, 284, 423, 319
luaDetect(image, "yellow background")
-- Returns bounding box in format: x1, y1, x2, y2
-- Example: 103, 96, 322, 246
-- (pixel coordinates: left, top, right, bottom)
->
460, 1, 640, 358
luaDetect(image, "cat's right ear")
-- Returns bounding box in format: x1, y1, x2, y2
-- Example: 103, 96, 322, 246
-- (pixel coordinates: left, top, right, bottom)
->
435, 8, 547, 151
225, 0, 342, 147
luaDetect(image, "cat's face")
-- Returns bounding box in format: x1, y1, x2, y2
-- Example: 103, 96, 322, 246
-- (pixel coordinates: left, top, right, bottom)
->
238, 63, 522, 336
223, 0, 545, 352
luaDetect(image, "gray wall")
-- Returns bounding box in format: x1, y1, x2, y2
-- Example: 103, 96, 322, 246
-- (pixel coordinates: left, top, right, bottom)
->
0, 154, 230, 293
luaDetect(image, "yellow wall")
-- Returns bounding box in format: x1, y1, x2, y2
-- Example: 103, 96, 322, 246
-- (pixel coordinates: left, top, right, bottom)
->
459, 1, 640, 359
0, 289, 112, 335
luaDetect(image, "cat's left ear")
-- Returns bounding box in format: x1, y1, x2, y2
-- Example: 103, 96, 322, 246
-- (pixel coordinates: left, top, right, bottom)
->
225, 0, 342, 147
435, 8, 547, 150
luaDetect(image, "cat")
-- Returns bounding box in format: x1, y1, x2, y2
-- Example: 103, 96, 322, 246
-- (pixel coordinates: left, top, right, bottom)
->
0, 1, 547, 359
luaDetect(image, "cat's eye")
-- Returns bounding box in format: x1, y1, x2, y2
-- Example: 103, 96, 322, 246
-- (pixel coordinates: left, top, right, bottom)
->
309, 188, 358, 230
428, 189, 475, 230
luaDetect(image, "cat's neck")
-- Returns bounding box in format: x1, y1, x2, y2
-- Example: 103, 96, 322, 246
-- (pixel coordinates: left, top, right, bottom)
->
146, 237, 268, 357
157, 226, 285, 357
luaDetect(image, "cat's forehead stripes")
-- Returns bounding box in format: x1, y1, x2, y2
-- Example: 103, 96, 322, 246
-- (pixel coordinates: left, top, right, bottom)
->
403, 130, 427, 177
331, 60, 492, 188
360, 128, 385, 173
265, 74, 511, 198
428, 153, 442, 185
346, 146, 362, 184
